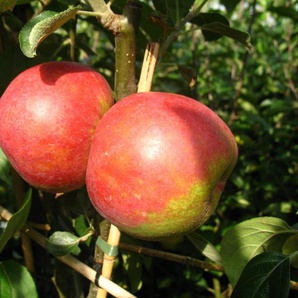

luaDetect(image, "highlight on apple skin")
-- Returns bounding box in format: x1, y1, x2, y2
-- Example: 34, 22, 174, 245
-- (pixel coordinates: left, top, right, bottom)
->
0, 61, 114, 193
86, 92, 238, 240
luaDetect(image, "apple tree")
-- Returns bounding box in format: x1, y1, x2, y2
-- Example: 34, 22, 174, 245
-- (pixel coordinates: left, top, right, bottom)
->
0, 0, 297, 297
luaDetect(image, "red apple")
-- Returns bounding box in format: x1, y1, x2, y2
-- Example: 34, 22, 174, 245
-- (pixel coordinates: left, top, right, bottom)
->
0, 61, 114, 193
86, 92, 238, 240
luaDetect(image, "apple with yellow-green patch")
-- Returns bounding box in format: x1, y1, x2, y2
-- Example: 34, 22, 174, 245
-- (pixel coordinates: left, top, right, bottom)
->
86, 92, 238, 240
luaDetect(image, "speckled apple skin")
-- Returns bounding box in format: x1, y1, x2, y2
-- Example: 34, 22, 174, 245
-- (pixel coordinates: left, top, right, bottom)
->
0, 61, 114, 193
86, 92, 238, 240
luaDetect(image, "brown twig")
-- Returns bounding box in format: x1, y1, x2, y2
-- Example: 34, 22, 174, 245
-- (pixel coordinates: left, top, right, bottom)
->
119, 242, 224, 272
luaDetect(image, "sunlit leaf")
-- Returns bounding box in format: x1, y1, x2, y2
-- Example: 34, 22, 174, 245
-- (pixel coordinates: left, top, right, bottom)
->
0, 260, 38, 298
19, 6, 80, 58
231, 252, 290, 298
187, 232, 222, 264
0, 189, 32, 253
46, 231, 81, 256
282, 234, 298, 268
221, 217, 296, 286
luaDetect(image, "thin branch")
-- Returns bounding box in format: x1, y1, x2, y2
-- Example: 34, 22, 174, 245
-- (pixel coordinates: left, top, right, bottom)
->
159, 0, 209, 59
119, 242, 224, 272
114, 1, 142, 101
84, 0, 121, 33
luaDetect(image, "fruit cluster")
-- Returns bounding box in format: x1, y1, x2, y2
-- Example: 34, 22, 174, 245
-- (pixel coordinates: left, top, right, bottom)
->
0, 62, 238, 240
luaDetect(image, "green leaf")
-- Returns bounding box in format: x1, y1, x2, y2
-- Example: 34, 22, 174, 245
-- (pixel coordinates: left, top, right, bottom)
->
200, 22, 252, 49
0, 260, 38, 298
0, 148, 11, 184
268, 6, 298, 21
122, 251, 143, 293
0, 0, 17, 12
187, 232, 222, 264
19, 6, 80, 58
152, 0, 194, 24
221, 217, 297, 286
220, 0, 241, 14
190, 12, 230, 41
46, 231, 81, 256
282, 234, 298, 268
0, 189, 32, 253
231, 252, 290, 298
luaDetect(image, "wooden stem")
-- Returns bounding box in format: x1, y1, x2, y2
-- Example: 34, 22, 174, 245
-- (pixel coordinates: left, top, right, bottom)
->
137, 42, 160, 93
97, 224, 122, 298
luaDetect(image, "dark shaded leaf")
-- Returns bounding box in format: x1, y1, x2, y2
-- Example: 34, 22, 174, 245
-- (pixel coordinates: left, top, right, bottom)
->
231, 252, 290, 298
177, 65, 196, 89
0, 189, 32, 253
152, 0, 194, 23
268, 6, 298, 21
201, 22, 252, 48
220, 0, 242, 14
190, 12, 230, 27
0, 260, 38, 297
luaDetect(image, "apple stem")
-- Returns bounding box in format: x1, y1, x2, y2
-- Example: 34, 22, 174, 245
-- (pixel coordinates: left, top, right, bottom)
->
114, 1, 142, 101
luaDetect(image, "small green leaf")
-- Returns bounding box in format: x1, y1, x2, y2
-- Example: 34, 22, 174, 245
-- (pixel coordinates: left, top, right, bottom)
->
0, 260, 38, 298
0, 189, 32, 253
122, 252, 143, 293
46, 231, 81, 256
0, 148, 11, 184
0, 0, 17, 12
19, 6, 80, 58
187, 232, 222, 264
201, 22, 252, 49
221, 217, 297, 286
231, 252, 290, 298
